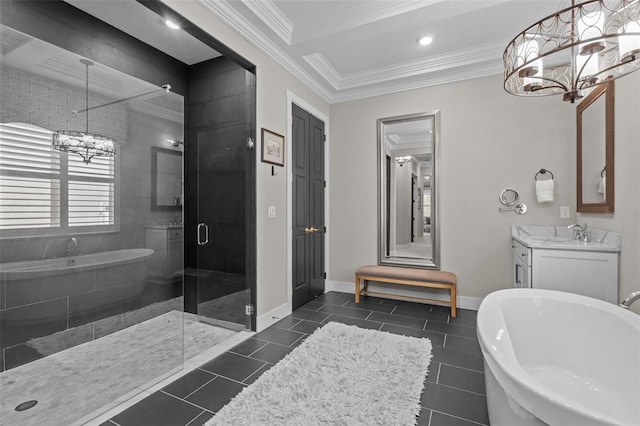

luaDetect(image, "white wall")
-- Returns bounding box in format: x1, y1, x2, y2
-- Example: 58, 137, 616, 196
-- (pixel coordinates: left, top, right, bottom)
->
330, 72, 639, 307
329, 74, 579, 301
577, 72, 640, 313
167, 0, 640, 315
165, 1, 331, 322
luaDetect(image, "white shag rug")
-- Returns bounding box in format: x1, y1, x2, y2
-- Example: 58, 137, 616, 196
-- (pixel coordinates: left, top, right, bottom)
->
206, 322, 433, 426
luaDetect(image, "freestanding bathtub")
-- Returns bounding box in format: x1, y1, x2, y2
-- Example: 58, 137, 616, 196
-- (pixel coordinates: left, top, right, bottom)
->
0, 249, 154, 346
477, 288, 640, 426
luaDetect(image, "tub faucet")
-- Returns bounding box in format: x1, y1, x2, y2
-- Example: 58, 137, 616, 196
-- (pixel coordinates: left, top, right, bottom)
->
568, 223, 590, 242
66, 237, 81, 257
620, 291, 640, 310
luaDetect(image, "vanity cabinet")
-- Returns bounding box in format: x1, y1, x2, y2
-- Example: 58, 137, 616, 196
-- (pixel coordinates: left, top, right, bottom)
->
512, 240, 531, 289
512, 238, 619, 304
145, 226, 183, 282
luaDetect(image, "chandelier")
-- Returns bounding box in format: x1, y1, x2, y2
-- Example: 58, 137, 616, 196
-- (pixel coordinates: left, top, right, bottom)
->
395, 156, 412, 166
53, 59, 172, 164
52, 59, 117, 164
504, 0, 640, 103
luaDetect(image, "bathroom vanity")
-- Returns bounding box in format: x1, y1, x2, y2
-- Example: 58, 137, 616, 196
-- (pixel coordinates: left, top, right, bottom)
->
145, 225, 184, 283
512, 226, 620, 304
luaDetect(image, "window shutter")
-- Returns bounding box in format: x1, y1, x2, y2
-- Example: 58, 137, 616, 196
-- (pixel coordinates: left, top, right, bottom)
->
68, 154, 115, 227
0, 123, 61, 229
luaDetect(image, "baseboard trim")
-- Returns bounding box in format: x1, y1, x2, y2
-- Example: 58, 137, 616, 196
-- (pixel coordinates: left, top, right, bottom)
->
256, 302, 291, 332
326, 280, 482, 311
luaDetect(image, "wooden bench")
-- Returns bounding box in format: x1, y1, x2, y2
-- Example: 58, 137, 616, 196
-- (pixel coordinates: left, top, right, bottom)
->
355, 265, 457, 318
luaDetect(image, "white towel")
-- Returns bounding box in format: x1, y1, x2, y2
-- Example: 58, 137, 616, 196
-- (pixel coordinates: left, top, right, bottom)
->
597, 174, 606, 195
536, 179, 554, 203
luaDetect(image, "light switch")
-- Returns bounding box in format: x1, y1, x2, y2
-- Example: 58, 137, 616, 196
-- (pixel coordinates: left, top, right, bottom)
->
560, 206, 570, 218
268, 205, 276, 219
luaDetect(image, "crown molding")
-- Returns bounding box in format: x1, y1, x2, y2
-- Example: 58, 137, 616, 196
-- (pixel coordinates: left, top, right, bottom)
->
330, 61, 504, 103
197, 0, 505, 104
240, 0, 293, 45
303, 53, 341, 89
339, 41, 506, 90
302, 41, 504, 93
198, 0, 332, 102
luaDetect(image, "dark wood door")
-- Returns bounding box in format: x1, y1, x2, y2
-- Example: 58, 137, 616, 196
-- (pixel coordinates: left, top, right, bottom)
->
292, 104, 325, 309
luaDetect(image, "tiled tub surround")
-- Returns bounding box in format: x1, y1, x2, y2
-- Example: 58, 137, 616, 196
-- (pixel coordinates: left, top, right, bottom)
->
512, 225, 621, 252
102, 292, 489, 426
478, 289, 640, 426
0, 249, 153, 371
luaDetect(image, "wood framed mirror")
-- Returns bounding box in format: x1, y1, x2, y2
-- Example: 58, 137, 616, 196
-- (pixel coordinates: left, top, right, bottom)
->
577, 81, 614, 214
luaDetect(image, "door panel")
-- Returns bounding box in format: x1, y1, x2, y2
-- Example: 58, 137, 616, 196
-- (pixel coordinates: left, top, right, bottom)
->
185, 59, 255, 330
292, 104, 325, 308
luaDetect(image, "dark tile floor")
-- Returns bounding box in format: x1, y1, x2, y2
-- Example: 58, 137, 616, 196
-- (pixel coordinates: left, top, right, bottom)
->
102, 291, 488, 426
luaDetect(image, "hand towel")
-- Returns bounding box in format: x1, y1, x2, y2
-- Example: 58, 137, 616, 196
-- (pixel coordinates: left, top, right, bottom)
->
597, 174, 606, 195
536, 179, 554, 203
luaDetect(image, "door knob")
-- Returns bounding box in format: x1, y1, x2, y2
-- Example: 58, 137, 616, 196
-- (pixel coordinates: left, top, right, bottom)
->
305, 227, 319, 233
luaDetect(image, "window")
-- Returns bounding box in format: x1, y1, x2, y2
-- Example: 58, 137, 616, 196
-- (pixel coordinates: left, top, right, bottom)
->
0, 122, 117, 236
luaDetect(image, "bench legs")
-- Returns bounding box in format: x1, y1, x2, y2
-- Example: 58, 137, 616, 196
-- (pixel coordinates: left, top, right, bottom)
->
354, 275, 367, 304
354, 274, 457, 318
450, 285, 457, 318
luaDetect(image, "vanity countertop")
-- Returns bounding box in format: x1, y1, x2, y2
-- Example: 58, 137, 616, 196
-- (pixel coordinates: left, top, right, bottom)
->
512, 225, 621, 253
146, 225, 183, 230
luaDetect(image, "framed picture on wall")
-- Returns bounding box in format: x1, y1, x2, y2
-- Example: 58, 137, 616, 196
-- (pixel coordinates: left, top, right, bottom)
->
261, 128, 285, 166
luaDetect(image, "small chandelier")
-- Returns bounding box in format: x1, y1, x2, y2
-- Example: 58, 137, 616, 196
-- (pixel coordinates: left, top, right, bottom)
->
395, 156, 412, 166
53, 59, 117, 164
504, 0, 640, 103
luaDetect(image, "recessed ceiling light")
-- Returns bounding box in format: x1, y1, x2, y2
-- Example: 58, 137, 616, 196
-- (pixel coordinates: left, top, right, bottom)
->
165, 20, 180, 30
417, 36, 433, 46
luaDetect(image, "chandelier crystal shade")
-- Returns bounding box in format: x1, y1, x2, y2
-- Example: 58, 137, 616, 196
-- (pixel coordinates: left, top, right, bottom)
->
504, 0, 640, 103
395, 156, 412, 166
52, 59, 117, 164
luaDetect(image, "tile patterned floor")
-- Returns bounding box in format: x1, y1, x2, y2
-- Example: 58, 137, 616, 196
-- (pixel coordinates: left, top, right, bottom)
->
102, 292, 488, 426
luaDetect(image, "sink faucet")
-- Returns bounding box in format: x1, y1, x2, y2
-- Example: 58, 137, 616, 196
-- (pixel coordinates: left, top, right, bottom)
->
568, 223, 590, 242
66, 237, 81, 257
620, 291, 640, 310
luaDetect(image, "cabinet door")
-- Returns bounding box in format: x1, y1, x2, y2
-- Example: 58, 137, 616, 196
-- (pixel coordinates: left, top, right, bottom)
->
531, 249, 618, 303
514, 256, 531, 288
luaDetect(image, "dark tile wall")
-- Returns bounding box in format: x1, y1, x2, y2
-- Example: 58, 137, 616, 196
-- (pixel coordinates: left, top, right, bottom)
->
184, 57, 256, 317
0, 0, 188, 95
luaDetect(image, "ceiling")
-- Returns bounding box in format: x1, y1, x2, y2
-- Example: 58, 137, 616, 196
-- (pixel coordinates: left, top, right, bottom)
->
63, 0, 570, 105
197, 0, 569, 103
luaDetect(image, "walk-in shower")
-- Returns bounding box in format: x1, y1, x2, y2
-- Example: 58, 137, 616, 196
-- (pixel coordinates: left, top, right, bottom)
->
0, 26, 192, 424
0, 1, 256, 423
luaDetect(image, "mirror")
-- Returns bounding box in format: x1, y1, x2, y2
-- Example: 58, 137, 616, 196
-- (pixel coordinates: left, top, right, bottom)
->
152, 146, 183, 210
378, 111, 440, 269
577, 81, 614, 213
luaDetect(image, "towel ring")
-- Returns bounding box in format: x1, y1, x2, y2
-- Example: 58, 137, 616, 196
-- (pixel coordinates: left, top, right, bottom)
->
535, 169, 554, 180
601, 166, 606, 177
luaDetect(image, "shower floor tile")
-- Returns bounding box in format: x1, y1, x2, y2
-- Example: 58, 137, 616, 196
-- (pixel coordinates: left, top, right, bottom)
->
0, 311, 239, 426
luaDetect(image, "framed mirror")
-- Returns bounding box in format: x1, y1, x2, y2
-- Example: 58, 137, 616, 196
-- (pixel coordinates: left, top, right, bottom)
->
577, 81, 614, 213
378, 111, 440, 269
151, 146, 183, 210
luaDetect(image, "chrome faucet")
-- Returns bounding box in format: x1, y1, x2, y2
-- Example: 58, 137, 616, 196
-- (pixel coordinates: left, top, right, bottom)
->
66, 237, 80, 257
620, 291, 640, 310
568, 223, 590, 242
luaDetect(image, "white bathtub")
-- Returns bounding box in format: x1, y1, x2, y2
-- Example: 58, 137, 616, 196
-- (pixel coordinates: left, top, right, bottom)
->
0, 249, 154, 320
477, 288, 640, 426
